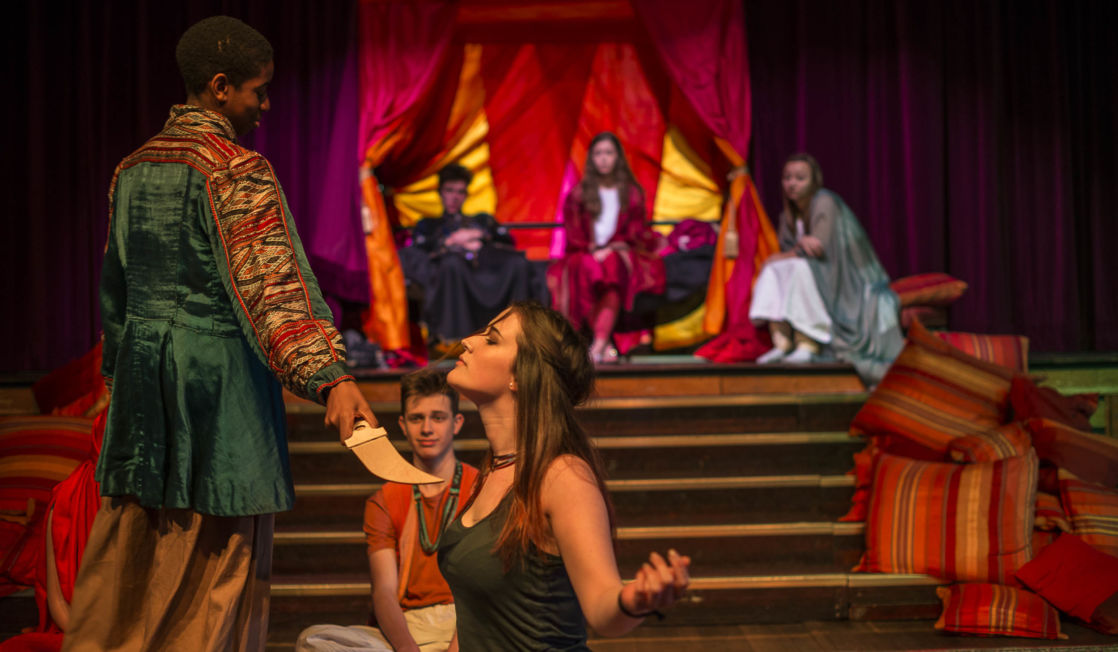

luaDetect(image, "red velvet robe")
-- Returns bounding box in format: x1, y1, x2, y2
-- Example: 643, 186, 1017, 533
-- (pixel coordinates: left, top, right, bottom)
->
547, 184, 665, 341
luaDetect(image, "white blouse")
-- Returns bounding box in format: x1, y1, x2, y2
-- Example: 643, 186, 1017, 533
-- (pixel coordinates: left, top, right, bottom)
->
594, 187, 620, 248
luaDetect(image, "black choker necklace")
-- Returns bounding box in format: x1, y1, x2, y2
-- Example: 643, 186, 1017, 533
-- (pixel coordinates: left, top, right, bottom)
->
491, 452, 517, 470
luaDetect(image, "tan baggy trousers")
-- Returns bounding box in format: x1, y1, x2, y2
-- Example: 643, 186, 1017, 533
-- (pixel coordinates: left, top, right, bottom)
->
62, 496, 273, 652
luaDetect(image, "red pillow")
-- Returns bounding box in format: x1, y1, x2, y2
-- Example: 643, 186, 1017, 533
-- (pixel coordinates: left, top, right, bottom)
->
1015, 533, 1118, 631
1010, 374, 1098, 432
1059, 473, 1118, 558
890, 273, 968, 308
935, 331, 1028, 373
935, 583, 1064, 639
1026, 418, 1118, 488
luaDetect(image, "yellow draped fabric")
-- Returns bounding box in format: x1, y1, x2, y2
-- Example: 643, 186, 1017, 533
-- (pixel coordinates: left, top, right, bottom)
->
702, 138, 779, 337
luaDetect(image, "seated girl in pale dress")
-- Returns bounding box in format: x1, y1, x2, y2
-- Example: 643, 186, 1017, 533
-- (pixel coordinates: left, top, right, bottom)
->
749, 154, 903, 385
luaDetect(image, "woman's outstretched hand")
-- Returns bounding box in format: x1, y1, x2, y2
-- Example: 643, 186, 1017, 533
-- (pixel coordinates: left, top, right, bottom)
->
619, 549, 691, 618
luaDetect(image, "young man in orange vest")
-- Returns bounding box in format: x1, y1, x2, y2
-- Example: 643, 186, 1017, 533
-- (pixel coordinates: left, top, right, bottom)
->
298, 369, 479, 651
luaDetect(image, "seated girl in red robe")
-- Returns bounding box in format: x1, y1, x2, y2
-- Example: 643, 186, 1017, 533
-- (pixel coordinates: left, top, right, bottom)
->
547, 132, 665, 363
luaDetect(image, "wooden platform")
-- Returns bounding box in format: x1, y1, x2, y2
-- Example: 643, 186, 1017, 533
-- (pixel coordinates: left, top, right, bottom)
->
2, 355, 1117, 649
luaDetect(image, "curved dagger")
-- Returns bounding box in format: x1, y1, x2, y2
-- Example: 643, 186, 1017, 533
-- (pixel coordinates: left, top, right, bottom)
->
343, 419, 442, 485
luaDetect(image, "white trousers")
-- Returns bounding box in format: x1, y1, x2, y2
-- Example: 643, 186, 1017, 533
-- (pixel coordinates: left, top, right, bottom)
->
296, 603, 456, 652
749, 256, 832, 344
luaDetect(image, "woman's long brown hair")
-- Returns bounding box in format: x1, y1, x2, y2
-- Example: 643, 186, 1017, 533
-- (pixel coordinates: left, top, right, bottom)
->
482, 301, 614, 568
578, 132, 641, 218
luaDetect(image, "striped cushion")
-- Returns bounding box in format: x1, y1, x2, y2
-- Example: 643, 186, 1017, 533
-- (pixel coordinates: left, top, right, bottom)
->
859, 451, 1037, 585
890, 273, 967, 308
1059, 473, 1118, 558
1034, 492, 1071, 532
0, 416, 93, 517
850, 320, 1015, 458
948, 422, 1033, 463
1026, 418, 1118, 488
935, 332, 1029, 373
935, 584, 1064, 639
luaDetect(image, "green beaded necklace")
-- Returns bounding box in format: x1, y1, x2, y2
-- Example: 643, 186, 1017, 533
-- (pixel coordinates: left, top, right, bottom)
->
413, 460, 463, 554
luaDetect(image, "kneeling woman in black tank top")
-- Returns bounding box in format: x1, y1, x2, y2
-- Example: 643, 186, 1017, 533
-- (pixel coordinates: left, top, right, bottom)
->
439, 300, 690, 651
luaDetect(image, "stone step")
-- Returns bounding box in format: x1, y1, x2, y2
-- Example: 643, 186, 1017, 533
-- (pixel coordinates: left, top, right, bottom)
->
278, 475, 856, 530
271, 522, 866, 577
264, 572, 946, 644
0, 572, 947, 645
288, 431, 863, 484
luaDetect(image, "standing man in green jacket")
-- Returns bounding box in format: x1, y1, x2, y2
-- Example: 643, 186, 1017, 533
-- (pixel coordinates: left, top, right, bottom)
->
62, 16, 375, 651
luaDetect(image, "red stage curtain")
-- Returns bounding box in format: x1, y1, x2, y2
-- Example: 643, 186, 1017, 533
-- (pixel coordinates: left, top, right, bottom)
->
355, 0, 457, 350
481, 43, 598, 259
635, 0, 779, 361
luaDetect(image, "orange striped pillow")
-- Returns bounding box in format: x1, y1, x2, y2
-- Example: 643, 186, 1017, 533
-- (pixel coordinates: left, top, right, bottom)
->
948, 422, 1033, 463
858, 451, 1037, 584
935, 584, 1064, 639
935, 332, 1029, 373
890, 273, 968, 308
1059, 473, 1118, 558
0, 416, 93, 517
1034, 492, 1071, 532
850, 320, 1015, 457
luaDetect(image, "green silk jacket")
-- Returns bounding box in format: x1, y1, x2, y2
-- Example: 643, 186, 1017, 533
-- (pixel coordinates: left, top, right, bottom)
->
98, 105, 353, 516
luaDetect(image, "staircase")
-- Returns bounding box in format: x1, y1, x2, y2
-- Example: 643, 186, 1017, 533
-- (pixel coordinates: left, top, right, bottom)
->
4, 356, 1114, 647
267, 361, 949, 646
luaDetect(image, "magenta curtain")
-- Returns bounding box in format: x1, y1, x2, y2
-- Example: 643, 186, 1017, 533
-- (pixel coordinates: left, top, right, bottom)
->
633, 0, 751, 158
356, 1, 456, 159
634, 0, 770, 352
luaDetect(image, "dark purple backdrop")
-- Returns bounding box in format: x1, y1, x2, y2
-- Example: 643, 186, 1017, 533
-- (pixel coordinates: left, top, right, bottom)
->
3, 0, 1115, 374
746, 0, 1117, 353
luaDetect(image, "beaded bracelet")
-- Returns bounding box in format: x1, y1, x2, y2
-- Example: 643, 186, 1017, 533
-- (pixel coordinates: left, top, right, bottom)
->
617, 591, 664, 621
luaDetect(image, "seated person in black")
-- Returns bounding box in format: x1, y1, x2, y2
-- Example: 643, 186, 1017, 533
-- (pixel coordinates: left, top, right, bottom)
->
398, 163, 534, 345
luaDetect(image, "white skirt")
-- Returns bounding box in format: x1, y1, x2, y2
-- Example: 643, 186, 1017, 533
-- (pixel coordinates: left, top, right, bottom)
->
749, 256, 833, 344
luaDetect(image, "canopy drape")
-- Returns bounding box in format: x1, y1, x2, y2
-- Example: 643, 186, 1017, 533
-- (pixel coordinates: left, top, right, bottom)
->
635, 0, 779, 361
7, 0, 1115, 373
354, 0, 457, 350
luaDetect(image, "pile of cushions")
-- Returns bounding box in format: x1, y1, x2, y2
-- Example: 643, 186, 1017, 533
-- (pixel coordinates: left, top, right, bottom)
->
0, 343, 105, 597
845, 320, 1118, 639
0, 416, 94, 597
